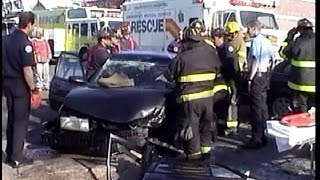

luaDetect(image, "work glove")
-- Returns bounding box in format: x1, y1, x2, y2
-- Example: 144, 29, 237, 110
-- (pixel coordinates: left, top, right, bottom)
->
286, 27, 297, 42
174, 124, 194, 144
31, 89, 42, 109
155, 74, 168, 82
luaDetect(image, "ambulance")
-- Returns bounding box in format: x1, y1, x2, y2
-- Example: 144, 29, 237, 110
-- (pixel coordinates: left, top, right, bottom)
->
122, 0, 287, 60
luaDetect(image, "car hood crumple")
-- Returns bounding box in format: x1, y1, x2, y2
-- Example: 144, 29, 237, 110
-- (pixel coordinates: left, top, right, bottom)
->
63, 86, 170, 124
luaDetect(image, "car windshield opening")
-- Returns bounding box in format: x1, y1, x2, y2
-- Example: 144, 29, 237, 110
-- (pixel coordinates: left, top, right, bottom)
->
240, 11, 279, 30
96, 55, 168, 89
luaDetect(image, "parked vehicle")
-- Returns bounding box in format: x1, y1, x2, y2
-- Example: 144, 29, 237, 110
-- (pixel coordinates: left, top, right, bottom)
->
44, 51, 297, 155
44, 51, 172, 154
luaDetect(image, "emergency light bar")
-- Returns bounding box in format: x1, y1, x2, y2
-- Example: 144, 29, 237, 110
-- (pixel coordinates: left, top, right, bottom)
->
229, 0, 261, 7
229, 0, 278, 8
103, 11, 122, 18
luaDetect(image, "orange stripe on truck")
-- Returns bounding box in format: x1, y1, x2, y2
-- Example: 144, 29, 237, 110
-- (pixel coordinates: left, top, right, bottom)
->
165, 19, 181, 39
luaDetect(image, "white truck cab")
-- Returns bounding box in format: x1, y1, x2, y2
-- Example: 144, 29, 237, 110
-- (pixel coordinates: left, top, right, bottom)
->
123, 0, 287, 60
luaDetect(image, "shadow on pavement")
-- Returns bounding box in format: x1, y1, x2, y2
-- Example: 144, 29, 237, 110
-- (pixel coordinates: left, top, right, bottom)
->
71, 155, 143, 180
213, 123, 313, 180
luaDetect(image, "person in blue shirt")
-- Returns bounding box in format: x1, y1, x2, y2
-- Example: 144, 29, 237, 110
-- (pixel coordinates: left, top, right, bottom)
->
243, 20, 274, 149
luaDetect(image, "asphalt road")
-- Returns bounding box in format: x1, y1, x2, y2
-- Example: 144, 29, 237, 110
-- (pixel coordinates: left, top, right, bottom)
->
2, 65, 314, 180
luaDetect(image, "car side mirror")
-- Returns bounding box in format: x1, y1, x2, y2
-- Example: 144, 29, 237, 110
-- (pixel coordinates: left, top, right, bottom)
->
69, 76, 85, 84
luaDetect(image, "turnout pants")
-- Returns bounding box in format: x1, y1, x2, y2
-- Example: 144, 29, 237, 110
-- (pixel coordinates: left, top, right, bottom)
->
3, 79, 31, 162
212, 90, 230, 132
213, 89, 238, 131
250, 73, 269, 141
292, 90, 315, 113
175, 98, 214, 155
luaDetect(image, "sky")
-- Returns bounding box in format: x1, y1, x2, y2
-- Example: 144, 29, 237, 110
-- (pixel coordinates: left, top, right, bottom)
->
21, 0, 75, 10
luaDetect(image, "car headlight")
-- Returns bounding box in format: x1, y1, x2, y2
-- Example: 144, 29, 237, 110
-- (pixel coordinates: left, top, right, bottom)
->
60, 116, 89, 132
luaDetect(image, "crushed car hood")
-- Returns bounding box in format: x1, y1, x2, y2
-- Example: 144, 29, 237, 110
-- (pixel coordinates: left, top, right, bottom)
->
63, 87, 170, 123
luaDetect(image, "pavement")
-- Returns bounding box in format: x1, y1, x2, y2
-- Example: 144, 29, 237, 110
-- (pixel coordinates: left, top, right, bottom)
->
1, 65, 314, 180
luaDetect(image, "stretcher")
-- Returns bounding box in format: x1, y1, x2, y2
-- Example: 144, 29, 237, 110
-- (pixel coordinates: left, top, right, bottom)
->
266, 120, 315, 177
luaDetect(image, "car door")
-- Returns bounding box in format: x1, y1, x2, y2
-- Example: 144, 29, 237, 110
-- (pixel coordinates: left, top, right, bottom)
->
49, 52, 86, 111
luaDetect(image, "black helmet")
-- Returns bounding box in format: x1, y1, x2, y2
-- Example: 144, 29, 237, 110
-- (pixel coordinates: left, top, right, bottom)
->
211, 27, 227, 37
183, 26, 203, 42
297, 18, 313, 28
190, 19, 206, 32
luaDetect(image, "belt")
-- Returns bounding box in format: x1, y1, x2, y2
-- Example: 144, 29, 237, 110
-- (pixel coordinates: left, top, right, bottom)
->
255, 72, 268, 78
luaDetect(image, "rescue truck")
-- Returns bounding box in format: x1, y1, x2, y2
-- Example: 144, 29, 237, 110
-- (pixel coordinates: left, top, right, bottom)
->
34, 6, 123, 57
123, 0, 287, 60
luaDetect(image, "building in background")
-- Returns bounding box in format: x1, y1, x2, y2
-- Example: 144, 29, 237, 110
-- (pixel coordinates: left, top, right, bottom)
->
274, 0, 315, 30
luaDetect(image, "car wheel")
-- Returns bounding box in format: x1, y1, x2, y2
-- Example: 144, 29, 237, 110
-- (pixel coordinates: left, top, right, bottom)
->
270, 96, 292, 119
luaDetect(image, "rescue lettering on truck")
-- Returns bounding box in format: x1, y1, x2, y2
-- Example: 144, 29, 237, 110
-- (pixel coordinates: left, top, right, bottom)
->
130, 19, 164, 33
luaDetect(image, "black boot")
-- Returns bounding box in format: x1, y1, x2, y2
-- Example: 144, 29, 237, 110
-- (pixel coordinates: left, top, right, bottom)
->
8, 157, 34, 168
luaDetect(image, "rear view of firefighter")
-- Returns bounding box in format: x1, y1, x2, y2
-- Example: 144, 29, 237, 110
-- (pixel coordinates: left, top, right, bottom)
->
211, 27, 240, 135
225, 21, 247, 71
164, 26, 221, 160
281, 18, 315, 113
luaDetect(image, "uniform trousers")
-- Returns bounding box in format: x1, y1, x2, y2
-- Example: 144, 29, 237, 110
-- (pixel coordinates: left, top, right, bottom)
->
3, 79, 31, 162
250, 72, 269, 141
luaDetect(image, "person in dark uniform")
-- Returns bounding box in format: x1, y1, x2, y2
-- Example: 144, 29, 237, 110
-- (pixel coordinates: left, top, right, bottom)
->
244, 20, 274, 149
86, 30, 113, 78
167, 27, 187, 54
164, 26, 221, 160
2, 12, 37, 168
281, 18, 315, 113
211, 28, 240, 135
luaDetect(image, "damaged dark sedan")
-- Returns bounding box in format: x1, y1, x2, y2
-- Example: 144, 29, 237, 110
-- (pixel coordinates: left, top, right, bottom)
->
43, 51, 172, 154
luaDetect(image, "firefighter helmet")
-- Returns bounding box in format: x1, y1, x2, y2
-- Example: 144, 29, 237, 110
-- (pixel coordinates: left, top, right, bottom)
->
225, 21, 241, 34
190, 19, 206, 32
297, 18, 313, 28
184, 26, 203, 42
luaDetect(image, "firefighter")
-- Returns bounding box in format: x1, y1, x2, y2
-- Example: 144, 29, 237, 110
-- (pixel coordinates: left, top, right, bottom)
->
164, 26, 221, 160
225, 21, 247, 71
281, 18, 315, 113
211, 27, 240, 135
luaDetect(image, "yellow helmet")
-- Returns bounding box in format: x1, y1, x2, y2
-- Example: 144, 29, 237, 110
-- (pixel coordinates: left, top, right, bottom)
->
225, 21, 240, 34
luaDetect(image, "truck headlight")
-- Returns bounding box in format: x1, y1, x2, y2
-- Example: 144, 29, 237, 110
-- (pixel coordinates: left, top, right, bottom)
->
60, 116, 89, 132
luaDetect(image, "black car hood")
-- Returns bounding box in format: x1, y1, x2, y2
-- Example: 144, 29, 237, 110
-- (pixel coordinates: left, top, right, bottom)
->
63, 86, 170, 124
